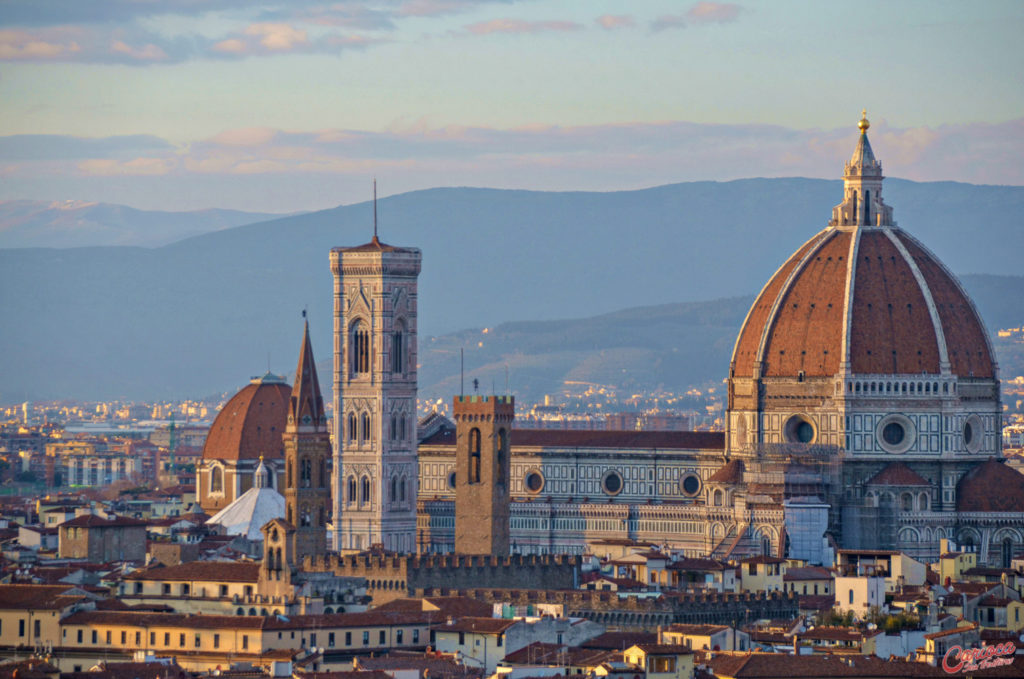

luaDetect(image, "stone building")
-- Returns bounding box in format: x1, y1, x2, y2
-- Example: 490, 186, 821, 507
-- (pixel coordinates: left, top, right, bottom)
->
330, 230, 421, 553
409, 113, 1024, 566
283, 317, 331, 560
453, 395, 514, 556
58, 514, 147, 563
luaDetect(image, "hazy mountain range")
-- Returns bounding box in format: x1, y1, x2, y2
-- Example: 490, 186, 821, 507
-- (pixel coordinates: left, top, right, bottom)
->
0, 200, 292, 248
1, 178, 1022, 403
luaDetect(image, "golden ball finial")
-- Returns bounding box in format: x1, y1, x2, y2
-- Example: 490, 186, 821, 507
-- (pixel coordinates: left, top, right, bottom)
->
858, 109, 870, 133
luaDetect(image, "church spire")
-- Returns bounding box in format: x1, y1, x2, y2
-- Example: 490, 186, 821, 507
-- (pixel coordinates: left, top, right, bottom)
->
287, 313, 326, 433
830, 110, 894, 228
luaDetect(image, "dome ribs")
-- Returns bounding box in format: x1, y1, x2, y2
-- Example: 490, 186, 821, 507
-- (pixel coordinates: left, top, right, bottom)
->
761, 230, 850, 377
730, 232, 826, 378
896, 233, 995, 379
203, 381, 291, 461
849, 231, 940, 375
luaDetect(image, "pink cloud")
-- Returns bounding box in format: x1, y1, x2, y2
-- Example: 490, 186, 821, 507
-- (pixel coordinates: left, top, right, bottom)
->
465, 19, 583, 35
0, 29, 80, 60
244, 23, 309, 50
687, 2, 743, 24
110, 40, 168, 61
596, 15, 635, 30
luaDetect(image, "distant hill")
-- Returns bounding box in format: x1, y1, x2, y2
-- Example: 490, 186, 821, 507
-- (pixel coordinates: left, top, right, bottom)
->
0, 200, 292, 248
0, 178, 1022, 402
415, 276, 1024, 405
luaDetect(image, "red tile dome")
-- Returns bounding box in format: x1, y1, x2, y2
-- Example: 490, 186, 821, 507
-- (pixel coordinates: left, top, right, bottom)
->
729, 226, 994, 381
202, 373, 291, 461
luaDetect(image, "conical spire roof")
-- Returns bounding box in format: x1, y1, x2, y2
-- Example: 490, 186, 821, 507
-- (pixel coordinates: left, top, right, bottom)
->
287, 317, 326, 432
846, 110, 881, 177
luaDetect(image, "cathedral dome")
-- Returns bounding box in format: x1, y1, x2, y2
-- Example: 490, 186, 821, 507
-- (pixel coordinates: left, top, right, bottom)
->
729, 120, 994, 383
202, 373, 292, 461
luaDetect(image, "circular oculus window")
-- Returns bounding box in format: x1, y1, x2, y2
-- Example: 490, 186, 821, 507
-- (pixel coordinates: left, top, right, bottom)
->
876, 414, 915, 454
963, 415, 983, 454
447, 471, 456, 489
783, 414, 816, 444
680, 473, 701, 497
602, 470, 624, 496
524, 469, 545, 494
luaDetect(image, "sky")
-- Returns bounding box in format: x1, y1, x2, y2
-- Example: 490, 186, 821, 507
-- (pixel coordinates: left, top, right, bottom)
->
1, 0, 1022, 213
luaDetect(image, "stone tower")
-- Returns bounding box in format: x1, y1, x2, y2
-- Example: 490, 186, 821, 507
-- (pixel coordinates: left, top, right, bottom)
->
330, 233, 421, 553
283, 317, 331, 560
454, 395, 514, 556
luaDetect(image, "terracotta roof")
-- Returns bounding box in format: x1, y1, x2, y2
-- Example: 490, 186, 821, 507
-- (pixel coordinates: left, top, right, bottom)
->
730, 213, 994, 383
796, 594, 835, 612
335, 236, 415, 254
924, 623, 977, 640
708, 652, 1019, 677
783, 566, 833, 581
957, 460, 1024, 512
375, 596, 494, 619
708, 459, 745, 484
667, 557, 729, 572
419, 427, 723, 450
352, 653, 483, 679
122, 561, 261, 583
60, 515, 147, 528
431, 617, 517, 634
202, 377, 291, 461
865, 463, 930, 486
738, 555, 786, 565
62, 609, 432, 630
801, 626, 881, 641
0, 660, 59, 679
664, 624, 729, 636
0, 584, 89, 610
581, 631, 658, 650
62, 661, 189, 679
626, 644, 692, 655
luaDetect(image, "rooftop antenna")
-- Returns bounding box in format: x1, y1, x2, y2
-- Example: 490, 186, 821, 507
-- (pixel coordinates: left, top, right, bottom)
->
460, 348, 464, 397
505, 364, 510, 396
373, 178, 378, 241
302, 306, 307, 321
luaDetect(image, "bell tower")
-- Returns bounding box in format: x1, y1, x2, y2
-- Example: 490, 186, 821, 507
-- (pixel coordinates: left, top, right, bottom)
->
330, 207, 421, 553
454, 394, 514, 556
283, 315, 331, 560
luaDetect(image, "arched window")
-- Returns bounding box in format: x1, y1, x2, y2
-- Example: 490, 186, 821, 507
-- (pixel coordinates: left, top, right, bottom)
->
301, 459, 312, 488
390, 476, 397, 503
301, 506, 311, 526
361, 412, 371, 442
400, 476, 407, 503
347, 476, 356, 504
348, 412, 357, 441
1003, 538, 1014, 568
400, 416, 406, 441
361, 476, 371, 504
349, 320, 370, 374
391, 322, 405, 374
496, 428, 508, 487
319, 458, 326, 488
918, 492, 929, 511
713, 489, 723, 507
390, 415, 397, 441
901, 493, 913, 512
286, 461, 293, 489
319, 507, 325, 526
468, 427, 481, 484
210, 467, 223, 493
864, 190, 871, 225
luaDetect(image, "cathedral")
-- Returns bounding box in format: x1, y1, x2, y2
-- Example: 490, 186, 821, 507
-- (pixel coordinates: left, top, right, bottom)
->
202, 113, 1024, 569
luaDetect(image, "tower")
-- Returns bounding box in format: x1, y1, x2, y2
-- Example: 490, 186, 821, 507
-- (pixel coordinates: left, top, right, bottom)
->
330, 229, 421, 553
453, 394, 513, 556
283, 316, 331, 560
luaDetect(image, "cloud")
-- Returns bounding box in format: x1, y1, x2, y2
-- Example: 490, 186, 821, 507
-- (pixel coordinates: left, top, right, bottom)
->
0, 28, 80, 60
650, 15, 687, 32
464, 18, 583, 35
244, 22, 308, 50
687, 2, 742, 24
3, 119, 1023, 208
596, 15, 635, 30
110, 40, 169, 61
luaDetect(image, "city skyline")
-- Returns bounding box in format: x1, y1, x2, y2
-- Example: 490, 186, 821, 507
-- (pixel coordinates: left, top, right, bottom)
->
1, 0, 1022, 212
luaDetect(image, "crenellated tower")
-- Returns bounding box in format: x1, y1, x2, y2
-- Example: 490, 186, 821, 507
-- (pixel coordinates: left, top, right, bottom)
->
330, 225, 421, 553
454, 394, 514, 556
282, 315, 331, 560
